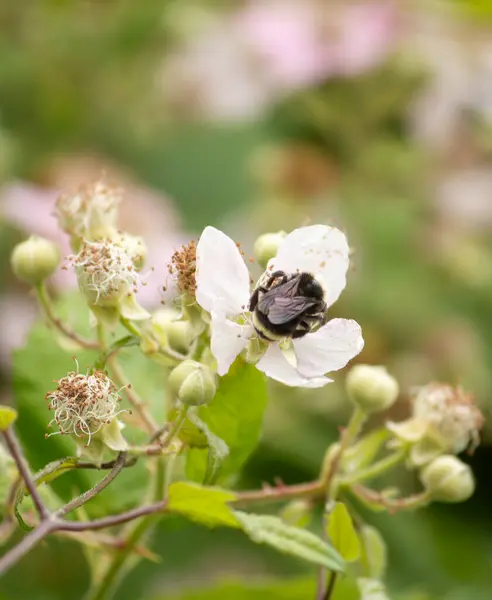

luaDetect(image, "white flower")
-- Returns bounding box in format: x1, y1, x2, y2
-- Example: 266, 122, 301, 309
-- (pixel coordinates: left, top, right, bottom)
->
195, 225, 363, 387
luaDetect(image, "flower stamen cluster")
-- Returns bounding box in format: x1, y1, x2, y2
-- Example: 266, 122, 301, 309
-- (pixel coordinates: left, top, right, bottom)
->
55, 179, 122, 239
168, 240, 197, 296
45, 370, 124, 444
73, 239, 140, 306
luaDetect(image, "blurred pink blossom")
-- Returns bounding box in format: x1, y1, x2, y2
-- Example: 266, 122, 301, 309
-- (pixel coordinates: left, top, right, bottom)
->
238, 0, 400, 87
162, 0, 400, 120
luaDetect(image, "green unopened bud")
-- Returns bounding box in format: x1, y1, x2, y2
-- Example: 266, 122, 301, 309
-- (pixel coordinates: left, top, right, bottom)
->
168, 360, 216, 406
253, 231, 287, 268
11, 236, 60, 285
346, 365, 399, 414
152, 308, 194, 354
420, 455, 475, 503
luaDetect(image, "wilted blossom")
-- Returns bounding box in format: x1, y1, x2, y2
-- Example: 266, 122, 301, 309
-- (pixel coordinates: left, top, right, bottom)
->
387, 383, 484, 466
46, 369, 127, 460
195, 225, 363, 387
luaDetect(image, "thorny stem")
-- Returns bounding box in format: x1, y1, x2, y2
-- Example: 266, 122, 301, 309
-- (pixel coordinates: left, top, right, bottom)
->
3, 428, 49, 520
57, 452, 127, 518
36, 283, 99, 350
108, 355, 158, 435
350, 485, 430, 513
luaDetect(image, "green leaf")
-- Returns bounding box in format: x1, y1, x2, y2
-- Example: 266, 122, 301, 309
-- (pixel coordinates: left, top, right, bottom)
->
234, 511, 345, 572
357, 578, 391, 600
0, 406, 17, 430
360, 524, 387, 580
327, 502, 361, 563
150, 577, 360, 600
187, 408, 229, 485
186, 362, 268, 483
167, 482, 239, 529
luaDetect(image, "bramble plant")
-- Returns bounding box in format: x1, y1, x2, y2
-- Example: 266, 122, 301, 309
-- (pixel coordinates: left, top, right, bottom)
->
0, 180, 483, 600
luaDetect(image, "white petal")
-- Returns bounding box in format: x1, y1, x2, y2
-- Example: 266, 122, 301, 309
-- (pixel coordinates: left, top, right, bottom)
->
256, 344, 330, 388
294, 318, 364, 378
210, 312, 253, 376
196, 226, 251, 317
269, 225, 350, 307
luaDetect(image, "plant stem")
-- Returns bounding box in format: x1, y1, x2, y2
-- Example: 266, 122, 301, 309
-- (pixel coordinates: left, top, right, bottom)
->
234, 480, 325, 507
3, 428, 50, 520
324, 573, 337, 600
108, 356, 158, 435
340, 450, 406, 487
57, 452, 127, 518
345, 406, 367, 446
36, 284, 99, 349
120, 317, 185, 364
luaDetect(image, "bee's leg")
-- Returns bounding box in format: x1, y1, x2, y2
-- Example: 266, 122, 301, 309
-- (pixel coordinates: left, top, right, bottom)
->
292, 321, 311, 338
266, 270, 288, 287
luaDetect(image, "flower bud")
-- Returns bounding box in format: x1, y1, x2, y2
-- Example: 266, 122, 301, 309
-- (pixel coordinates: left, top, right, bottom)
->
11, 236, 60, 285
346, 365, 399, 414
253, 231, 287, 268
55, 179, 121, 241
420, 455, 475, 503
45, 370, 127, 458
152, 309, 194, 354
168, 360, 216, 406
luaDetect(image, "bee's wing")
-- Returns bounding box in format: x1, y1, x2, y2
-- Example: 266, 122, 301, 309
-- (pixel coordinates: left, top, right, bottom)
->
267, 296, 318, 325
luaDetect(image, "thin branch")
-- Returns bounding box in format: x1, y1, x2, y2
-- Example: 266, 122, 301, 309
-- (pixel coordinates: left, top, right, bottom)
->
58, 500, 167, 532
57, 452, 127, 518
75, 456, 138, 470
3, 429, 50, 520
350, 485, 430, 513
36, 284, 99, 350
108, 356, 158, 435
234, 479, 325, 508
324, 573, 337, 600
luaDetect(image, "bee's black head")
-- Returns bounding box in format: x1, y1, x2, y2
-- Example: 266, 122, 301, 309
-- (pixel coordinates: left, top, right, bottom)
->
298, 273, 324, 300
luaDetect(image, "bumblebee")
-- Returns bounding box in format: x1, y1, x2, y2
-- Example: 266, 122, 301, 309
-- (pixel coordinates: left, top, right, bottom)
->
249, 270, 327, 342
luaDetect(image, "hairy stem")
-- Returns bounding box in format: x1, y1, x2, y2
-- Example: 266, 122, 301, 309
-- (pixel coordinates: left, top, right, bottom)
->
57, 452, 127, 518
36, 284, 99, 349
3, 428, 50, 520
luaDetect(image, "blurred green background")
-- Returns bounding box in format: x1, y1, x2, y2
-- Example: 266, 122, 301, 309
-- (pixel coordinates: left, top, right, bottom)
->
1, 1, 492, 599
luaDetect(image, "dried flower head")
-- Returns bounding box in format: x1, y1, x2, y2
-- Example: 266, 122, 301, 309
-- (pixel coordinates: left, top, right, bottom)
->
387, 383, 484, 467
412, 383, 484, 454
73, 239, 140, 307
168, 240, 197, 296
45, 370, 124, 443
55, 179, 122, 240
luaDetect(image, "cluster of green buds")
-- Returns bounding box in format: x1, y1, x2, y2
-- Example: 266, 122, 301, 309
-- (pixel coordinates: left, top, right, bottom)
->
345, 366, 480, 504
45, 369, 127, 463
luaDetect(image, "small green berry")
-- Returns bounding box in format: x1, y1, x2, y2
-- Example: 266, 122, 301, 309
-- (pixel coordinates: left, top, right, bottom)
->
346, 365, 399, 414
168, 360, 216, 406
